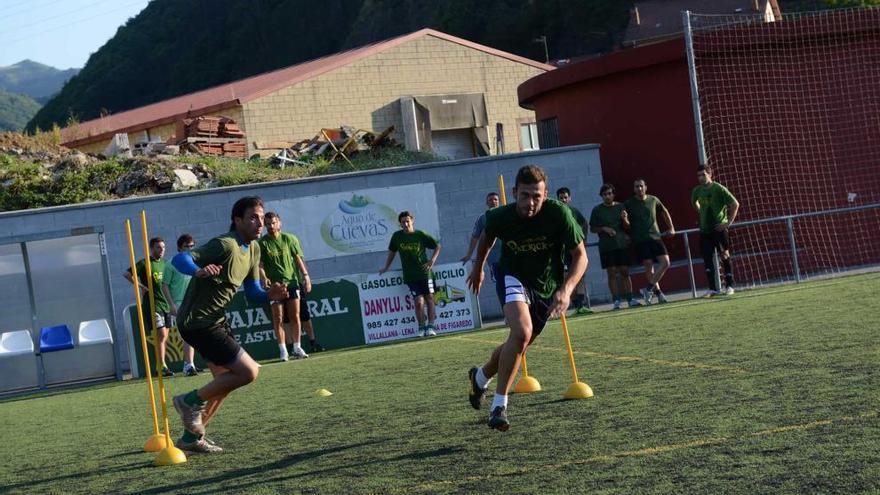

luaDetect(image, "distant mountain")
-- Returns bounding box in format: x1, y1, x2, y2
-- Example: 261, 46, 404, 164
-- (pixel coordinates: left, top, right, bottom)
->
0, 60, 79, 100
0, 88, 41, 131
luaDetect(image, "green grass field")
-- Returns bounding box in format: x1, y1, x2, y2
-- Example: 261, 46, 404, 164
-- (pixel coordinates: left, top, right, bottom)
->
2, 273, 879, 494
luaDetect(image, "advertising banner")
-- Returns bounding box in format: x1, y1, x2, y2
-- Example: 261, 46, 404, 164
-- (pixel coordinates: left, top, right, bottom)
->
356, 262, 481, 344
265, 184, 440, 260
125, 262, 481, 377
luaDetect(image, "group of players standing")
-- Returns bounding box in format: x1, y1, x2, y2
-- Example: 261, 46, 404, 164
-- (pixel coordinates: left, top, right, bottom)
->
127, 161, 738, 453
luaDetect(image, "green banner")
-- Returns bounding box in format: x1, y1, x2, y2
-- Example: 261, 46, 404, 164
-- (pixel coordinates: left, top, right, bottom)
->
126, 278, 363, 377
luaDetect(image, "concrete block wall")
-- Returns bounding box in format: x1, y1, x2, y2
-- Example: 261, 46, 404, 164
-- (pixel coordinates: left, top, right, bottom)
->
242, 34, 546, 156
0, 144, 604, 370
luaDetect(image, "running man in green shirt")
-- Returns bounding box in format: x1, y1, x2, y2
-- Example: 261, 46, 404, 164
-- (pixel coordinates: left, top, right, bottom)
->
170, 196, 289, 454
163, 233, 200, 376
259, 212, 311, 361
124, 237, 176, 377
379, 211, 442, 337
590, 183, 641, 309
624, 179, 675, 305
692, 164, 740, 296
556, 187, 592, 315
467, 165, 587, 431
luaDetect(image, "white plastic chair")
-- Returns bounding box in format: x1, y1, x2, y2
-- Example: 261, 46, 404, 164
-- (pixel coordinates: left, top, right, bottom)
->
0, 330, 34, 356
78, 319, 113, 346
0, 330, 39, 392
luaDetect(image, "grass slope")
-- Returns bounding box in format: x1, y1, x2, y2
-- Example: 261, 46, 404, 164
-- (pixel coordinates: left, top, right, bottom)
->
1, 274, 878, 494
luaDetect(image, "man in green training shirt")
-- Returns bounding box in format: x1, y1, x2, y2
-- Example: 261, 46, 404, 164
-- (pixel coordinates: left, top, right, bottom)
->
692, 164, 740, 296
124, 237, 175, 377
380, 211, 442, 337
467, 165, 587, 431
590, 183, 640, 310
556, 187, 592, 315
259, 212, 311, 361
170, 196, 288, 454
625, 179, 675, 305
163, 233, 199, 376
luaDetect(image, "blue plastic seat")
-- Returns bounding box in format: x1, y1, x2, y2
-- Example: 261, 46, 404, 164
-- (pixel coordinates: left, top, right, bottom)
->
40, 325, 74, 353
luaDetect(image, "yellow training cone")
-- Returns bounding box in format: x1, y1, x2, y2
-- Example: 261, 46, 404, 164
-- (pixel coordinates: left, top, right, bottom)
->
154, 445, 187, 466
513, 375, 542, 393
144, 433, 167, 452
316, 388, 333, 397
563, 381, 594, 399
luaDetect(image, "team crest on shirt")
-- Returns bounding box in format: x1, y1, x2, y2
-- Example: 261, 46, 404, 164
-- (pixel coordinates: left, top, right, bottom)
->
398, 242, 422, 253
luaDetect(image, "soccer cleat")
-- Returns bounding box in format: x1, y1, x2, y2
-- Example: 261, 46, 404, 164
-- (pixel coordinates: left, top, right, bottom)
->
628, 299, 642, 308
613, 300, 621, 310
161, 367, 174, 378
176, 437, 223, 454
424, 325, 437, 337
468, 367, 487, 410
487, 406, 510, 432
291, 348, 309, 359
641, 288, 654, 305
723, 286, 735, 296
183, 364, 199, 377
575, 306, 593, 315
656, 292, 669, 304
172, 394, 205, 436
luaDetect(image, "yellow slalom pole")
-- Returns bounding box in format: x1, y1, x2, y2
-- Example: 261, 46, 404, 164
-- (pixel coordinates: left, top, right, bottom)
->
124, 219, 166, 453
559, 314, 593, 399
139, 211, 186, 466
499, 174, 541, 394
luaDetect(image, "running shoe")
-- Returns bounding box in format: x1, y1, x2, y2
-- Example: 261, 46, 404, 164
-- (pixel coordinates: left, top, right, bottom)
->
723, 286, 735, 296
488, 406, 510, 432
424, 325, 437, 337
183, 364, 199, 377
468, 367, 486, 410
172, 394, 205, 436
176, 437, 223, 454
291, 348, 309, 359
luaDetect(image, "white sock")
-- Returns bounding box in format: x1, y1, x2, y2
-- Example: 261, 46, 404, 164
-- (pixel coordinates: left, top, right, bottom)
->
278, 344, 288, 355
293, 343, 303, 352
491, 393, 508, 410
475, 368, 491, 390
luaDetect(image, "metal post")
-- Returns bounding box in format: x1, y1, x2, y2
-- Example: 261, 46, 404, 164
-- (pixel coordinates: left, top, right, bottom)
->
683, 232, 697, 298
21, 241, 46, 388
98, 232, 124, 380
786, 217, 801, 283
712, 250, 722, 293
683, 10, 708, 166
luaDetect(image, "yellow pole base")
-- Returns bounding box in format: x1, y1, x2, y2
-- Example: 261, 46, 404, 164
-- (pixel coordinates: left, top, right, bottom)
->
154, 446, 187, 466
144, 433, 167, 452
563, 381, 594, 400
512, 375, 542, 393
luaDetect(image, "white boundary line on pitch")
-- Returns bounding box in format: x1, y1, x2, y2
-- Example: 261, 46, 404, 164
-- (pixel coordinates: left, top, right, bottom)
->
404, 410, 878, 493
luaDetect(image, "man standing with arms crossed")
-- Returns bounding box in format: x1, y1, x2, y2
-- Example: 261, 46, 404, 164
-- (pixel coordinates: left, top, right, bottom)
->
171, 196, 288, 453
259, 211, 310, 361
467, 165, 587, 431
164, 234, 200, 376
380, 211, 442, 337
692, 164, 739, 296
590, 184, 640, 309
625, 179, 675, 305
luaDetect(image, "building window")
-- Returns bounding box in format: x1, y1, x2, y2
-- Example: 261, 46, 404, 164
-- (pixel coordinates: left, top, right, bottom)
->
538, 117, 560, 149
519, 122, 539, 151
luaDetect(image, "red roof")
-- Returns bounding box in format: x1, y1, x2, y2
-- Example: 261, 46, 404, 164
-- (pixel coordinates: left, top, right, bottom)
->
63, 29, 553, 146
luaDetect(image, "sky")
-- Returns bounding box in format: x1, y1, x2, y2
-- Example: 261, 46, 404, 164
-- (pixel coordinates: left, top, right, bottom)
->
0, 0, 151, 69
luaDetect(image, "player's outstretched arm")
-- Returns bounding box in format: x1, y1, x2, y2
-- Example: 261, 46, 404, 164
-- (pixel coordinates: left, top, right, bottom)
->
379, 251, 396, 275
467, 232, 494, 295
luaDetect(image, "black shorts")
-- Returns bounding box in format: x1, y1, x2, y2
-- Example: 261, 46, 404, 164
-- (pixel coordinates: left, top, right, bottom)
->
142, 308, 172, 329
494, 274, 552, 344
179, 321, 242, 367
700, 229, 731, 259
635, 239, 668, 261
599, 249, 631, 269
406, 278, 435, 297
281, 287, 311, 323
